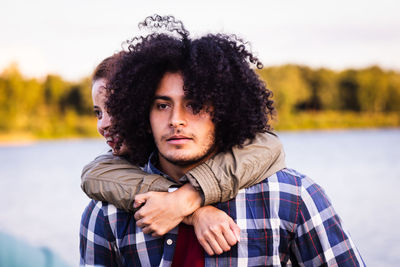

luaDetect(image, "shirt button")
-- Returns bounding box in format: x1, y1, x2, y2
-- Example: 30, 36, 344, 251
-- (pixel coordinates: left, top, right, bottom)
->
166, 239, 173, 245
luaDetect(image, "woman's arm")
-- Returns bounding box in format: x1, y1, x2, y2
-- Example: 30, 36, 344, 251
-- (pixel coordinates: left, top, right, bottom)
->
132, 187, 242, 256
81, 131, 286, 209
81, 152, 178, 211
185, 131, 285, 205
81, 131, 286, 255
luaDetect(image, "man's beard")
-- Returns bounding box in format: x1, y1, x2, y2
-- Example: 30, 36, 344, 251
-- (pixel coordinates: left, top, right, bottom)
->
157, 132, 217, 167
159, 142, 217, 167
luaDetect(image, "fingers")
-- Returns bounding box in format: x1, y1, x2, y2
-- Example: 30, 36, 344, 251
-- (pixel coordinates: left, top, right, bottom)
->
191, 206, 241, 256
133, 191, 184, 237
141, 225, 153, 235
201, 224, 235, 255
135, 212, 153, 228
135, 217, 147, 228
134, 207, 170, 237
198, 237, 215, 256
230, 220, 241, 243
151, 231, 162, 237
139, 223, 165, 237
202, 220, 241, 255
222, 225, 238, 247
205, 234, 225, 255
142, 225, 162, 236
212, 231, 231, 253
134, 210, 143, 221
134, 193, 150, 208
133, 197, 150, 221
134, 207, 151, 222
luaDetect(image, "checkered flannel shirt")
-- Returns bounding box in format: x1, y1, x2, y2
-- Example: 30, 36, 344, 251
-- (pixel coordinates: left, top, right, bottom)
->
80, 162, 365, 266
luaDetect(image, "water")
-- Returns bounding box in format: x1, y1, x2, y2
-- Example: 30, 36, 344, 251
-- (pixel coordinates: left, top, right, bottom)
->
0, 129, 399, 266
279, 129, 400, 266
0, 139, 109, 266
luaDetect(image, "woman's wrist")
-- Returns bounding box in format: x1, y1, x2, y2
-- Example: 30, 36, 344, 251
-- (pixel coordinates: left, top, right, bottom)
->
173, 183, 202, 216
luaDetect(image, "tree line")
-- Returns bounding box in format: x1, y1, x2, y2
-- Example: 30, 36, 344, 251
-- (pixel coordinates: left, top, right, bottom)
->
0, 64, 95, 138
257, 65, 400, 114
1, 63, 399, 138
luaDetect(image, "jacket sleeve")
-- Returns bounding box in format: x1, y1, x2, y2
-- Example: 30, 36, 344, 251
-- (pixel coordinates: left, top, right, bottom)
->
81, 152, 177, 211
186, 131, 286, 205
82, 131, 286, 210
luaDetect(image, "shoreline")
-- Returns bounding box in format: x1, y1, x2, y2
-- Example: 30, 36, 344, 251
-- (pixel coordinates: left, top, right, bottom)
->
1, 126, 398, 146
0, 134, 102, 146
0, 134, 37, 146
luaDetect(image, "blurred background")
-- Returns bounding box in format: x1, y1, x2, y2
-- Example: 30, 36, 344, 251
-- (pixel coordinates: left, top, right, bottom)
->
0, 0, 399, 266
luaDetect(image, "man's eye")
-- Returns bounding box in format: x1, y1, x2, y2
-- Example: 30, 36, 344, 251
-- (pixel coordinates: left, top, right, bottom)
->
157, 103, 169, 110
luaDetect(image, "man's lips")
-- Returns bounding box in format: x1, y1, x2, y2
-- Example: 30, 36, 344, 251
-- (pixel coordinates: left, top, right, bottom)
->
166, 135, 193, 144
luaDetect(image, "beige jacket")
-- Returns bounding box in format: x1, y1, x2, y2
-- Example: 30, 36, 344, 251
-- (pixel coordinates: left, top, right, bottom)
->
81, 132, 286, 211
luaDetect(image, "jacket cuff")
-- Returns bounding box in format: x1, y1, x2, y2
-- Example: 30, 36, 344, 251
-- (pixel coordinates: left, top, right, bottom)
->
147, 175, 177, 192
187, 163, 221, 205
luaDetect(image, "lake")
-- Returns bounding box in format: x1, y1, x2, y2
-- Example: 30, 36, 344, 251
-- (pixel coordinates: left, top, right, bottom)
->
0, 129, 399, 266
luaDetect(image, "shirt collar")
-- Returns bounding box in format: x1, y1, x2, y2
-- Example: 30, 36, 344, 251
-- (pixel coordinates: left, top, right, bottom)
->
143, 152, 164, 176
144, 151, 190, 185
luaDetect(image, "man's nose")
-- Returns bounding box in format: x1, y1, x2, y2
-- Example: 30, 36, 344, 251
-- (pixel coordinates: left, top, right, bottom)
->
169, 106, 186, 128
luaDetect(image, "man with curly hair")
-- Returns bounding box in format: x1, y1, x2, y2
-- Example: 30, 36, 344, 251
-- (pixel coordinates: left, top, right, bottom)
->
80, 15, 364, 266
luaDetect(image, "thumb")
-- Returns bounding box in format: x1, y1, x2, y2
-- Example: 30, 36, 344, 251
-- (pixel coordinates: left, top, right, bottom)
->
134, 193, 150, 208
230, 221, 241, 242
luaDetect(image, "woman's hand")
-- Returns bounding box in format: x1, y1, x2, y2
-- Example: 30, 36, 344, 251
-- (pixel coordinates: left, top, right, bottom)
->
185, 206, 241, 256
134, 183, 202, 236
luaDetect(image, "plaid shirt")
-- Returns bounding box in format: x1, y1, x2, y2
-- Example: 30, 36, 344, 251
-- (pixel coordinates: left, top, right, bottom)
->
80, 160, 365, 266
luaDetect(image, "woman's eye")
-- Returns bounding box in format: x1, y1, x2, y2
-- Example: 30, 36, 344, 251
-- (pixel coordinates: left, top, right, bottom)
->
94, 110, 102, 119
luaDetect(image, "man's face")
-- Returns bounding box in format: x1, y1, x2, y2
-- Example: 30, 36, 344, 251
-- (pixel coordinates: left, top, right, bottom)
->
150, 72, 216, 167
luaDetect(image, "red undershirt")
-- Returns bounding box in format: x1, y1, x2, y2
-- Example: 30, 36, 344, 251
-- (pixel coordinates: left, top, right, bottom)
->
171, 224, 204, 267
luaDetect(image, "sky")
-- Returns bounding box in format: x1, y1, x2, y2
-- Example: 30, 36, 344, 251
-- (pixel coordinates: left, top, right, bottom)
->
1, 0, 399, 81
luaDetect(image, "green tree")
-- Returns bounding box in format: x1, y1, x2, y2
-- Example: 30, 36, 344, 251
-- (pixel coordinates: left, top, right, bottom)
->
357, 66, 389, 112
0, 64, 26, 129
337, 70, 360, 111
258, 65, 311, 114
313, 68, 339, 110
43, 74, 68, 112
0, 77, 8, 130
296, 66, 321, 110
386, 71, 400, 112
76, 77, 94, 115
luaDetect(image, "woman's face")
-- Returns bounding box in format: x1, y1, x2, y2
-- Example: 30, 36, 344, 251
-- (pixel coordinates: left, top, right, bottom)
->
92, 78, 127, 155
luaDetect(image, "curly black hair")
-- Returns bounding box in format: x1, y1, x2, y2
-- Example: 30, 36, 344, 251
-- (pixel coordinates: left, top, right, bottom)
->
106, 15, 275, 165
92, 51, 126, 83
